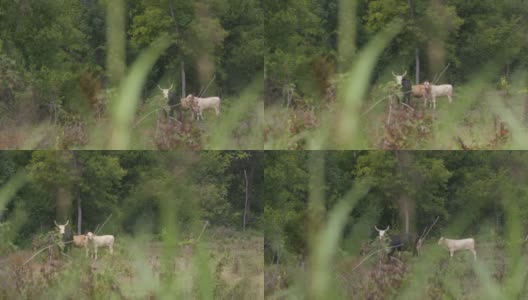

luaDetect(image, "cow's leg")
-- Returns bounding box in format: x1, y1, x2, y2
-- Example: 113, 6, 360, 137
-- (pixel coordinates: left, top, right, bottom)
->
94, 247, 98, 260
448, 94, 453, 103
109, 244, 113, 255
471, 249, 477, 261
450, 250, 454, 258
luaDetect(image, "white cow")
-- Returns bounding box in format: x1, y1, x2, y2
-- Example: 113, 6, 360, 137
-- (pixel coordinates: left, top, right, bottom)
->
86, 232, 114, 260
438, 237, 477, 260
423, 82, 453, 109
185, 94, 221, 121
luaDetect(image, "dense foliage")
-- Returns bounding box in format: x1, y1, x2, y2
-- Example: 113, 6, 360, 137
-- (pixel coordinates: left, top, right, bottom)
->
264, 151, 528, 299
265, 151, 528, 261
0, 1, 263, 149
265, 0, 528, 104
264, 0, 528, 150
0, 150, 263, 246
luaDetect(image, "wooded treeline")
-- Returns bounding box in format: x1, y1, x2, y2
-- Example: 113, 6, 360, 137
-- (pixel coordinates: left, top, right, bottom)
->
0, 150, 263, 246
264, 151, 528, 263
265, 0, 528, 106
0, 0, 263, 123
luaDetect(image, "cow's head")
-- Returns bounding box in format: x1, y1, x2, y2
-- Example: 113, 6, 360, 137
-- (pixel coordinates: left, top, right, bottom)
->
181, 94, 194, 109
375, 225, 390, 240
54, 220, 69, 234
438, 236, 445, 245
86, 232, 94, 241
423, 81, 432, 95
392, 71, 407, 85
158, 84, 173, 99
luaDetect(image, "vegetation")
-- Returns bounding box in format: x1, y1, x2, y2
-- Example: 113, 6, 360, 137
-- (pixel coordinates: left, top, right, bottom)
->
264, 0, 528, 149
0, 150, 263, 299
0, 1, 263, 149
264, 151, 528, 299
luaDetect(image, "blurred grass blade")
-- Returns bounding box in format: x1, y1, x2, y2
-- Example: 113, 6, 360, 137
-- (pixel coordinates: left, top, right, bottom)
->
195, 241, 214, 300
0, 170, 28, 213
205, 73, 263, 149
310, 180, 371, 299
109, 37, 171, 149
332, 20, 402, 149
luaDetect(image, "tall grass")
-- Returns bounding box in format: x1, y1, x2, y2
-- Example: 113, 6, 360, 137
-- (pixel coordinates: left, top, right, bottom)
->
265, 153, 528, 299
264, 2, 528, 150
2, 1, 263, 150
0, 159, 264, 299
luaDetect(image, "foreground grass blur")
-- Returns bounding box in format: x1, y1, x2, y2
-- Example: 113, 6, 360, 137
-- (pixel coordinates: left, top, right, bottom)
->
264, 153, 528, 299
265, 62, 528, 150
0, 171, 264, 299
0, 228, 263, 299
264, 0, 528, 150
0, 1, 263, 150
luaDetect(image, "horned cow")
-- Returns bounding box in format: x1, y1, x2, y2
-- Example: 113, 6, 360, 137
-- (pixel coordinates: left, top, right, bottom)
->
392, 71, 429, 105
375, 225, 419, 258
54, 220, 73, 253
375, 225, 390, 240
158, 84, 179, 116
386, 233, 419, 258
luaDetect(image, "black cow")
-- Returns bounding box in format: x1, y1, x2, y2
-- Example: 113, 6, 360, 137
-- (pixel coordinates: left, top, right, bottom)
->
55, 220, 73, 253
167, 92, 179, 117
386, 233, 419, 259
62, 226, 73, 253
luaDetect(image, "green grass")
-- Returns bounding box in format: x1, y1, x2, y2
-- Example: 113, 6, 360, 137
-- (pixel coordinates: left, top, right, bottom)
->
0, 228, 263, 299
264, 161, 528, 299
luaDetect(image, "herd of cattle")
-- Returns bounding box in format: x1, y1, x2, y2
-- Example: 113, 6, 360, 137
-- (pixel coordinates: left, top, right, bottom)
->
392, 71, 454, 110
54, 220, 114, 260
157, 84, 221, 121
367, 225, 478, 261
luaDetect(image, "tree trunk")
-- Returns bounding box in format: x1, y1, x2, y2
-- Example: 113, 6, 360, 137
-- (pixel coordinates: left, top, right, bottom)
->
524, 94, 528, 127
246, 160, 256, 225
415, 48, 420, 84
72, 152, 82, 235
243, 169, 249, 231
181, 61, 186, 98
407, 0, 420, 84
56, 187, 71, 223
338, 0, 357, 72
106, 0, 125, 87
168, 0, 175, 20
395, 151, 414, 235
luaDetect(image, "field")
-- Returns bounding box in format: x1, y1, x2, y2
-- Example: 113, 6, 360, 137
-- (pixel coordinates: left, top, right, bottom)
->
266, 235, 528, 299
264, 0, 528, 150
265, 74, 528, 150
264, 151, 528, 299
0, 227, 263, 299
